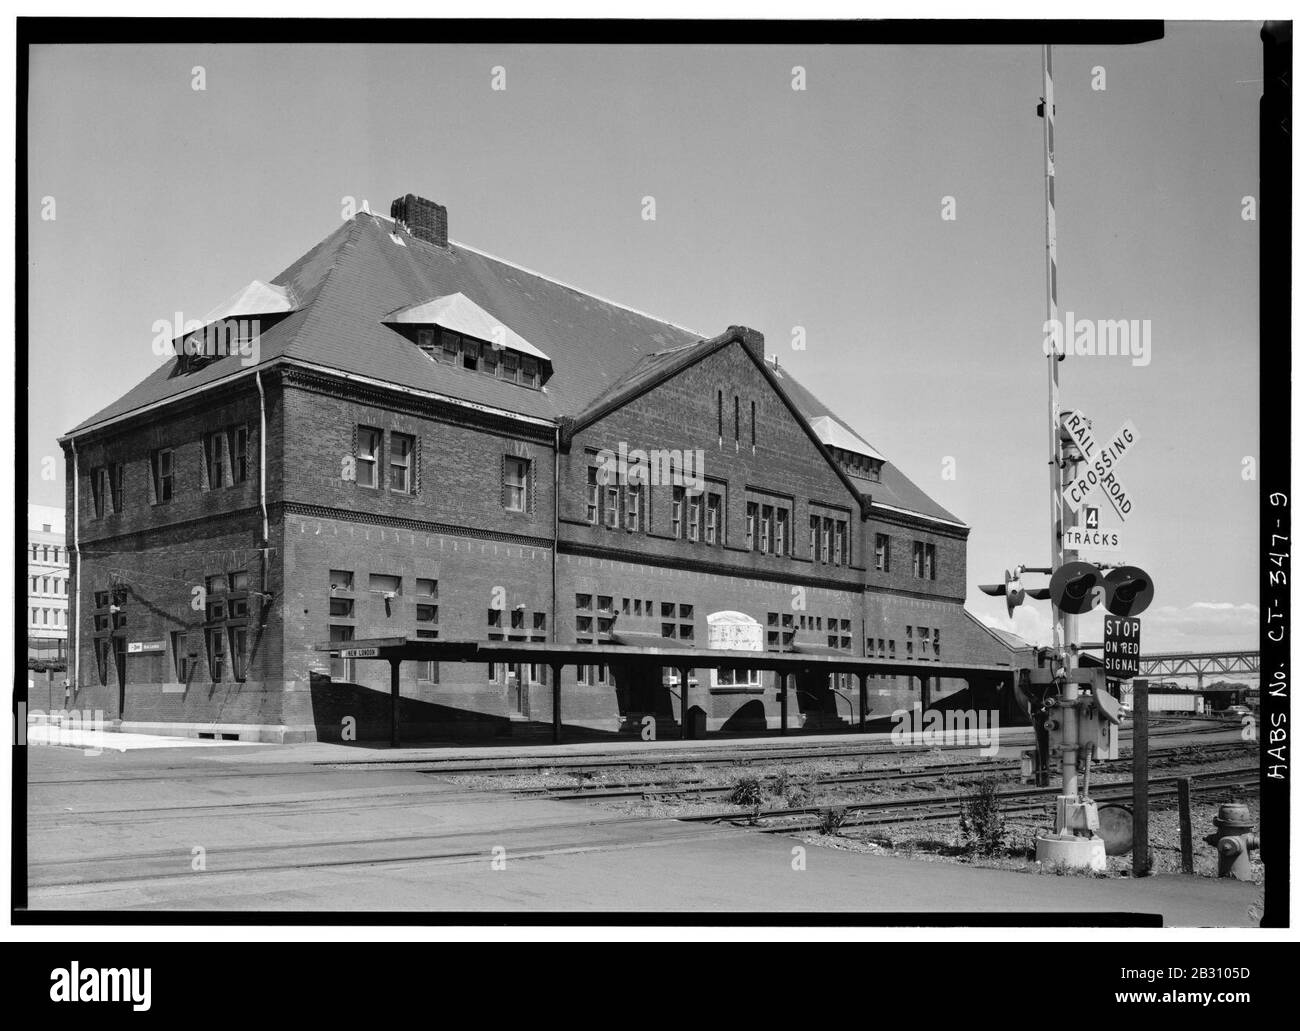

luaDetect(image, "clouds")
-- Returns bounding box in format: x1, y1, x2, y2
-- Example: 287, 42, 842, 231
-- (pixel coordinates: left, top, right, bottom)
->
971, 600, 1259, 654
977, 604, 1055, 647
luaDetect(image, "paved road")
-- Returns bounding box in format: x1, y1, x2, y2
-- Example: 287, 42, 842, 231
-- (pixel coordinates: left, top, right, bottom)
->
23, 738, 1259, 924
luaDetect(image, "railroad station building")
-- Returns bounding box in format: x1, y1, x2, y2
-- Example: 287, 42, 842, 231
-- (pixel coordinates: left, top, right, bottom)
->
61, 193, 1025, 742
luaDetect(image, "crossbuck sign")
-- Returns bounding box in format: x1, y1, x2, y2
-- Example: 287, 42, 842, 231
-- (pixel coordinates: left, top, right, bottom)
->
1060, 409, 1140, 523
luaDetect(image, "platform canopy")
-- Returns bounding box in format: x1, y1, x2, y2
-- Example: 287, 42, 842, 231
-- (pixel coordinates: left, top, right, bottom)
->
312, 636, 1015, 679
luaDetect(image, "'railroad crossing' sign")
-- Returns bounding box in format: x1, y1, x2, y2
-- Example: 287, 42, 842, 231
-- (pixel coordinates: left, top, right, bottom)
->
1103, 615, 1141, 679
1060, 409, 1140, 523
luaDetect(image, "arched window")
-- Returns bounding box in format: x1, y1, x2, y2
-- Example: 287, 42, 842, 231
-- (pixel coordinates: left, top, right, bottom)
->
716, 390, 723, 439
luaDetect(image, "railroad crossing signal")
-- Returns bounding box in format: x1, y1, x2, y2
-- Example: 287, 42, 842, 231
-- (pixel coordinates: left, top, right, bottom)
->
979, 566, 1051, 619
1048, 561, 1155, 617
1049, 560, 1106, 614
1060, 410, 1140, 523
1103, 566, 1154, 617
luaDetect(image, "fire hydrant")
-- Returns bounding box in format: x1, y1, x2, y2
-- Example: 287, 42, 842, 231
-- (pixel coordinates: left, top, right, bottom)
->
1203, 801, 1260, 880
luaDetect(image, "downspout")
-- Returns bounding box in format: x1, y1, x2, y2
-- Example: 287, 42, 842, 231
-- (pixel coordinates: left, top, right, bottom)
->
551, 422, 560, 644
70, 440, 80, 691
256, 371, 269, 594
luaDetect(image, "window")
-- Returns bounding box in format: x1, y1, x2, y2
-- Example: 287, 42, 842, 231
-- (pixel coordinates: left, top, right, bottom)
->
489, 608, 502, 629
107, 463, 124, 512
759, 505, 773, 554
329, 625, 355, 681
329, 570, 354, 616
919, 626, 931, 659
809, 515, 818, 560
369, 574, 402, 596
746, 502, 758, 550
533, 612, 546, 631
905, 626, 914, 659
586, 467, 599, 524
440, 329, 461, 362
933, 628, 941, 658
91, 466, 108, 519
151, 448, 174, 504
462, 337, 480, 371
229, 425, 249, 484
416, 578, 438, 598
511, 608, 525, 630
717, 390, 723, 439
626, 484, 641, 532
821, 519, 831, 563
604, 481, 620, 529
705, 493, 721, 545
329, 596, 355, 618
734, 395, 740, 442
203, 431, 228, 489
356, 426, 381, 488
687, 494, 702, 542
482, 343, 499, 377
229, 626, 249, 682
672, 487, 684, 538
751, 400, 757, 447
833, 521, 846, 565
775, 508, 789, 557
390, 432, 415, 494
912, 541, 936, 580
207, 626, 227, 681
875, 534, 891, 573
94, 638, 110, 685
503, 456, 529, 512
501, 351, 519, 384
521, 356, 539, 388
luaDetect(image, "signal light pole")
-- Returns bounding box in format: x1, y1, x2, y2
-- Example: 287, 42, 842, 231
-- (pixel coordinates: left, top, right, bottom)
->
1037, 46, 1106, 872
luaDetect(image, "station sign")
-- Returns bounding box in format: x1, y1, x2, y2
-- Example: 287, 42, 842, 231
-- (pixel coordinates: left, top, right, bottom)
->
127, 640, 166, 654
339, 647, 380, 658
1103, 615, 1141, 679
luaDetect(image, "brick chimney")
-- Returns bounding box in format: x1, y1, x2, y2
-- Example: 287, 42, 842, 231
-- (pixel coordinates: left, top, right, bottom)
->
391, 194, 448, 247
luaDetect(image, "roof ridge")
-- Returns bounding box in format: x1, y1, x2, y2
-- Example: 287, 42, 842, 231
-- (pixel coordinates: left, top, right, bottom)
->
450, 239, 707, 339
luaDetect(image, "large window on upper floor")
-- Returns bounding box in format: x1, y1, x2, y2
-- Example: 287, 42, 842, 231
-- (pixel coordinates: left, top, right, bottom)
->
502, 456, 531, 513
351, 425, 420, 495
912, 540, 937, 581
809, 508, 851, 566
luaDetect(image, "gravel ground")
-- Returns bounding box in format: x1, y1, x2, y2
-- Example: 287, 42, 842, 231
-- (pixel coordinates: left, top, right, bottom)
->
447, 741, 1262, 884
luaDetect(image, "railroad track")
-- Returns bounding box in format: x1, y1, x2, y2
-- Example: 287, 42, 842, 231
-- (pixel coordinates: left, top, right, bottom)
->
518, 741, 1253, 800
676, 766, 1260, 833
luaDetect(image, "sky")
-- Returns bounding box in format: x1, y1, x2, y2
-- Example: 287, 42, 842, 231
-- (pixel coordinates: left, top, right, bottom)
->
26, 26, 1263, 656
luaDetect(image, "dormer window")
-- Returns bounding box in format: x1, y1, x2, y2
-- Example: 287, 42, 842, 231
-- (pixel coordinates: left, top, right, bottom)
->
172, 279, 296, 374
384, 291, 553, 391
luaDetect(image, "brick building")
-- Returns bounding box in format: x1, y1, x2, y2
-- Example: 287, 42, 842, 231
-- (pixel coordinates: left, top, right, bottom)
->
60, 193, 1021, 742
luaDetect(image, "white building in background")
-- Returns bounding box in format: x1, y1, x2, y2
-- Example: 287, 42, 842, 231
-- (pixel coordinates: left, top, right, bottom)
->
28, 503, 69, 661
